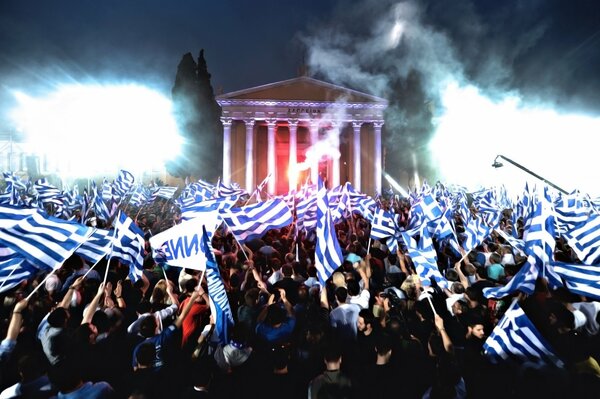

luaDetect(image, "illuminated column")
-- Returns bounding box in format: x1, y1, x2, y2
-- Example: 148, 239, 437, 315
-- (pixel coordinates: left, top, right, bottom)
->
244, 118, 255, 193
288, 119, 298, 192
352, 121, 362, 191
331, 122, 340, 188
373, 121, 384, 195
221, 117, 232, 185
266, 119, 277, 194
309, 120, 319, 184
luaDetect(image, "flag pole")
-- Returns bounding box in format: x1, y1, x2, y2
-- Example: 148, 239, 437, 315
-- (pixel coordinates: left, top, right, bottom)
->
425, 294, 437, 315
367, 237, 372, 254
221, 219, 249, 261
0, 266, 19, 293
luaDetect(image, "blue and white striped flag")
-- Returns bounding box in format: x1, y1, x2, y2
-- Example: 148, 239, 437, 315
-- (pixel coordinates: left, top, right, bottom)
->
111, 212, 144, 282
484, 299, 564, 368
2, 172, 27, 205
112, 170, 135, 199
151, 186, 178, 201
101, 178, 113, 203
562, 213, 600, 265
484, 187, 559, 298
401, 229, 448, 289
315, 179, 343, 285
0, 248, 37, 293
461, 216, 494, 252
129, 185, 151, 207
0, 206, 93, 271
201, 225, 234, 344
554, 192, 590, 234
552, 261, 600, 300
369, 208, 397, 239
180, 196, 240, 221
75, 229, 113, 265
221, 199, 292, 245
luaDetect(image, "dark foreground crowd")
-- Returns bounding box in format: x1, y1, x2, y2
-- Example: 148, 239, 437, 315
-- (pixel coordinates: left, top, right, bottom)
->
1, 210, 600, 399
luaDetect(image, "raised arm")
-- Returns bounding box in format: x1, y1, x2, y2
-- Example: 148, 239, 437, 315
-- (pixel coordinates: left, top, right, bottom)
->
6, 299, 28, 341
174, 290, 200, 329
434, 314, 454, 354
82, 282, 105, 325
59, 276, 84, 309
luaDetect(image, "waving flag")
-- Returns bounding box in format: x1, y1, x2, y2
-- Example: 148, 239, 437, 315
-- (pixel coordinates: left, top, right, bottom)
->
151, 186, 178, 201
2, 172, 27, 205
484, 187, 559, 299
554, 192, 590, 234
180, 196, 240, 221
201, 225, 234, 345
75, 229, 113, 264
112, 169, 135, 199
401, 229, 448, 289
0, 206, 93, 271
129, 185, 151, 207
221, 198, 292, 245
111, 212, 144, 281
315, 179, 343, 285
0, 248, 37, 293
562, 213, 600, 265
461, 216, 494, 252
552, 261, 600, 300
484, 299, 563, 368
149, 212, 220, 270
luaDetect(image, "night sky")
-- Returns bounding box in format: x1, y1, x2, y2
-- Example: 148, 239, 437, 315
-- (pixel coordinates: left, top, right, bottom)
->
1, 0, 599, 152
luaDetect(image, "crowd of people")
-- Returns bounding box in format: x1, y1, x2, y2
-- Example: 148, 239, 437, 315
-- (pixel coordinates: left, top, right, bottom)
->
1, 198, 600, 398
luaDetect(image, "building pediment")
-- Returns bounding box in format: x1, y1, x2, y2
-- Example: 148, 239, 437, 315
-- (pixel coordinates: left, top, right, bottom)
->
217, 76, 386, 104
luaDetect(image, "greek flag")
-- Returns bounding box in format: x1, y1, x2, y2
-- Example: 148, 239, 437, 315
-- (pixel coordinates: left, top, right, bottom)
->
484, 188, 559, 298
0, 248, 37, 293
315, 179, 343, 285
401, 229, 448, 289
552, 261, 600, 300
201, 225, 234, 344
516, 183, 535, 222
215, 180, 246, 198
484, 299, 564, 368
369, 208, 397, 239
0, 206, 93, 270
221, 198, 292, 245
90, 181, 110, 222
554, 193, 590, 234
75, 228, 113, 264
151, 186, 178, 201
461, 216, 494, 252
495, 228, 525, 256
129, 185, 151, 207
331, 192, 349, 224
101, 178, 113, 203
2, 172, 27, 205
562, 213, 600, 265
180, 196, 240, 221
111, 212, 144, 282
112, 170, 135, 198
453, 191, 471, 224
296, 189, 317, 232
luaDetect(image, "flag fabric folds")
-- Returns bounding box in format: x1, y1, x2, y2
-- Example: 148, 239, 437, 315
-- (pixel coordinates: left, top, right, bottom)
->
221, 199, 292, 245
314, 179, 343, 285
111, 212, 145, 282
401, 229, 448, 289
149, 212, 220, 270
201, 226, 234, 345
0, 206, 93, 271
552, 261, 600, 300
484, 299, 564, 368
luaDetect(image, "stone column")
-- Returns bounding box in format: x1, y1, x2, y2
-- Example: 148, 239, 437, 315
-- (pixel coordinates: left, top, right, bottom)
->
266, 119, 277, 194
373, 121, 384, 195
288, 119, 298, 192
352, 121, 362, 191
221, 117, 232, 185
309, 120, 319, 185
244, 119, 255, 193
331, 122, 340, 188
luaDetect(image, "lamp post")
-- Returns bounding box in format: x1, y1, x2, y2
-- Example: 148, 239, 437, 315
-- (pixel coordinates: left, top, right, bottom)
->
492, 154, 568, 194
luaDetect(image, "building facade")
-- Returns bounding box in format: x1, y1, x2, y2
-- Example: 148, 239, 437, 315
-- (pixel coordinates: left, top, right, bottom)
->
217, 76, 387, 195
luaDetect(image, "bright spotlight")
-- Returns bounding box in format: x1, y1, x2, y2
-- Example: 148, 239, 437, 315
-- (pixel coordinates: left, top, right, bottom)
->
383, 172, 409, 197
10, 84, 182, 177
430, 81, 600, 197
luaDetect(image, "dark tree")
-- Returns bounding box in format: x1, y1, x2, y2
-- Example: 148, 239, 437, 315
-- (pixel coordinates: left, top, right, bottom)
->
167, 49, 222, 180
383, 70, 437, 188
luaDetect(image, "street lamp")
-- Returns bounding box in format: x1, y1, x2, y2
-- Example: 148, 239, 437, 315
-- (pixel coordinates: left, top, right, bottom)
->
492, 154, 568, 194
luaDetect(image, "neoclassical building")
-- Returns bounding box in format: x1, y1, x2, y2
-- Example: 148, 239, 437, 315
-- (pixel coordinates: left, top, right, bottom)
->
217, 76, 387, 196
